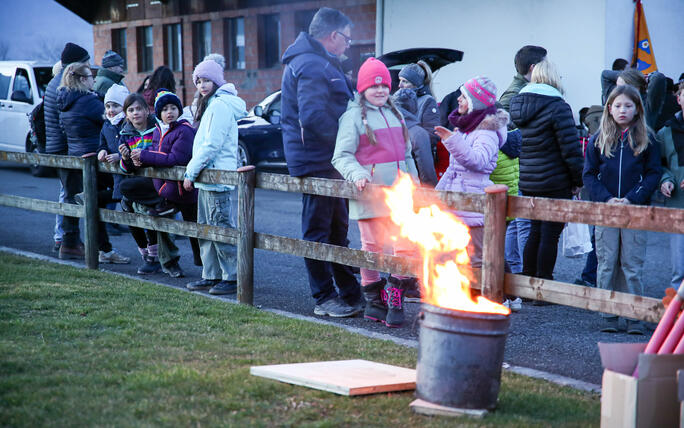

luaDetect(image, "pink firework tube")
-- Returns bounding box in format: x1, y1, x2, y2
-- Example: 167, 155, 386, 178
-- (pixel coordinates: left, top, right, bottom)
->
658, 307, 684, 354
633, 281, 684, 376
673, 329, 684, 355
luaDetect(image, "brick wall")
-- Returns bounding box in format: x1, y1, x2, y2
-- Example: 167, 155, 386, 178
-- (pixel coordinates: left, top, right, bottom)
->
91, 0, 376, 109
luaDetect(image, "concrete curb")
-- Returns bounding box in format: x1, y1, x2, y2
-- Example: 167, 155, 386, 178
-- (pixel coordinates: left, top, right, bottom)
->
0, 246, 601, 394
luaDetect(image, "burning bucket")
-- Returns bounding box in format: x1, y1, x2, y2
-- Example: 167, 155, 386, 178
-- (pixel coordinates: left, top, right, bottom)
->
416, 303, 510, 410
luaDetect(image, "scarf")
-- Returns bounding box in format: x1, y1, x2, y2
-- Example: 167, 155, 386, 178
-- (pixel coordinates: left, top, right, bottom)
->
448, 105, 497, 134
108, 111, 125, 126
670, 112, 684, 166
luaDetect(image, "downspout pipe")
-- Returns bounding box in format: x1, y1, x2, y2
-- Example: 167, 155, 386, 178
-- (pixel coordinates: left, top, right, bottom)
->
375, 0, 384, 56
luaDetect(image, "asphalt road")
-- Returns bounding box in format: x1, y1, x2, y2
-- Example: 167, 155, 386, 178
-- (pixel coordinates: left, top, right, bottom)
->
0, 161, 675, 386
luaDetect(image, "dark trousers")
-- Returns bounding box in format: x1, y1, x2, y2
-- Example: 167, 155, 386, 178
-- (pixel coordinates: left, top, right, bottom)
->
301, 170, 361, 305
57, 168, 112, 252
521, 188, 572, 280
581, 227, 598, 285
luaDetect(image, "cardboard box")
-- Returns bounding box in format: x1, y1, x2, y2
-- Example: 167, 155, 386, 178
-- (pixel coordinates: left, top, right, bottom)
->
599, 342, 684, 428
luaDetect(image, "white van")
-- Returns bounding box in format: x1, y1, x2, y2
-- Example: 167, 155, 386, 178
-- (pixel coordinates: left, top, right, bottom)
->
0, 61, 53, 171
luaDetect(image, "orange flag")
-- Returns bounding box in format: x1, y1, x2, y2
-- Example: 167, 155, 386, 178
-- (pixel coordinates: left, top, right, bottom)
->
632, 0, 657, 74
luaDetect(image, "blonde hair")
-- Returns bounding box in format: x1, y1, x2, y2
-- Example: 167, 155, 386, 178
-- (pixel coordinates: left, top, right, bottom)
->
59, 62, 92, 92
530, 58, 564, 94
596, 85, 650, 158
360, 94, 409, 146
416, 60, 433, 95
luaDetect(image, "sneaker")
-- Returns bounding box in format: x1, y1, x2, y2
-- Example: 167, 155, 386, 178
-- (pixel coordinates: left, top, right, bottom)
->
137, 256, 161, 275
186, 278, 220, 291
99, 249, 131, 264
508, 297, 522, 312
59, 243, 85, 260
120, 198, 133, 213
600, 317, 619, 333
573, 278, 595, 287
403, 278, 421, 303
73, 192, 84, 205
53, 241, 61, 253
209, 280, 237, 295
164, 261, 184, 278
148, 201, 178, 217
626, 320, 645, 335
313, 297, 358, 318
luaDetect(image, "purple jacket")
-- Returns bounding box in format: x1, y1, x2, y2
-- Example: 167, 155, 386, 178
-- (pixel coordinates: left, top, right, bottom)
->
139, 119, 198, 204
435, 109, 509, 226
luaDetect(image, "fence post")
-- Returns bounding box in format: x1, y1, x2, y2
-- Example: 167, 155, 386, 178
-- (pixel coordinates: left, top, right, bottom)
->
481, 184, 508, 302
236, 165, 256, 305
82, 154, 99, 269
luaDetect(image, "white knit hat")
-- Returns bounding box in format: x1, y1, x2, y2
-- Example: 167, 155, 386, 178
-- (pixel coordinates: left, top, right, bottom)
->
104, 84, 130, 107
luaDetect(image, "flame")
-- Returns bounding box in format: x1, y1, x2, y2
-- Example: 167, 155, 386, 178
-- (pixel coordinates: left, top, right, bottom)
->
383, 173, 510, 315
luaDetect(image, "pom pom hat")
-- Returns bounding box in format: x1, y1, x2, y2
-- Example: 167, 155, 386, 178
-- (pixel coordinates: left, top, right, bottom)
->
104, 84, 130, 107
192, 60, 226, 87
461, 76, 497, 113
102, 50, 124, 68
356, 57, 391, 94
154, 89, 183, 120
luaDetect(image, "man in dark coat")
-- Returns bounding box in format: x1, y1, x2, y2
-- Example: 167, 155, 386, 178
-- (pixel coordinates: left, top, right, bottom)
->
93, 50, 126, 98
44, 42, 90, 256
280, 7, 362, 318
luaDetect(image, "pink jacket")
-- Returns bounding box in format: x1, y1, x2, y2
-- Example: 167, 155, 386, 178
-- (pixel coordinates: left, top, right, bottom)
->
435, 109, 509, 226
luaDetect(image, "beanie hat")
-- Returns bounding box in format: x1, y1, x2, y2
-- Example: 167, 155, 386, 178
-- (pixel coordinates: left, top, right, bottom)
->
104, 84, 130, 107
398, 63, 425, 88
192, 60, 226, 87
356, 57, 391, 94
102, 50, 124, 69
61, 42, 90, 65
461, 76, 497, 113
154, 89, 183, 119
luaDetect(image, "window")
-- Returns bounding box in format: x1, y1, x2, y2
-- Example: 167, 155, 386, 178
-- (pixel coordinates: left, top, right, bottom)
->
193, 21, 212, 65
137, 26, 153, 72
12, 68, 32, 103
258, 14, 280, 69
164, 23, 182, 71
294, 10, 316, 35
224, 17, 245, 70
111, 28, 127, 70
33, 67, 52, 98
0, 67, 12, 100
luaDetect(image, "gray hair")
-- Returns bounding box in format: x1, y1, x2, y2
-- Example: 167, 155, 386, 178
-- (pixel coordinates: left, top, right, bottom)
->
309, 7, 352, 39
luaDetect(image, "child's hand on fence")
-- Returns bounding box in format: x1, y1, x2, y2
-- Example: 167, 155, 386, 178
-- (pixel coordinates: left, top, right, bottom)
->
572, 186, 582, 197
97, 150, 107, 162
105, 153, 120, 163
118, 144, 131, 160
607, 197, 622, 204
434, 126, 454, 141
662, 181, 674, 197
355, 178, 369, 191
183, 178, 194, 191
130, 149, 142, 166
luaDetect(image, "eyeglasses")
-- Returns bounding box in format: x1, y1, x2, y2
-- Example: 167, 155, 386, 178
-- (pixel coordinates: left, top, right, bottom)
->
336, 31, 352, 46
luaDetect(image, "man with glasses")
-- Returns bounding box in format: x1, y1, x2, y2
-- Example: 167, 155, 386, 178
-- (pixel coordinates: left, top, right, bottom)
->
281, 8, 362, 318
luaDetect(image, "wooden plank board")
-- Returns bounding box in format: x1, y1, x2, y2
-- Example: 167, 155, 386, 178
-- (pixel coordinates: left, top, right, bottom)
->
250, 359, 416, 396
410, 398, 488, 418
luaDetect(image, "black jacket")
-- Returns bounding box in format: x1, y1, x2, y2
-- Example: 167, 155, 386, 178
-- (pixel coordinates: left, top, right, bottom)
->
510, 84, 583, 193
280, 32, 354, 177
57, 88, 104, 156
44, 70, 66, 154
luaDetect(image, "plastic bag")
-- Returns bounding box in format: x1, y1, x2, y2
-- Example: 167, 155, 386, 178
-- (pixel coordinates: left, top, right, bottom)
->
561, 222, 592, 258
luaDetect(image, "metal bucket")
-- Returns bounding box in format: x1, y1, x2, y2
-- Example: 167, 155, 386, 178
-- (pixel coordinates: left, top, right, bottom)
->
416, 303, 511, 410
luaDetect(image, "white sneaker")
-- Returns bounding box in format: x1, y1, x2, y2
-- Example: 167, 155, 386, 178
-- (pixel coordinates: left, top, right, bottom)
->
99, 249, 131, 264
509, 297, 522, 312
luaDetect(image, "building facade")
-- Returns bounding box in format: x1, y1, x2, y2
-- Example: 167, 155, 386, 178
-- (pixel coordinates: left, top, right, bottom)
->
57, 0, 376, 107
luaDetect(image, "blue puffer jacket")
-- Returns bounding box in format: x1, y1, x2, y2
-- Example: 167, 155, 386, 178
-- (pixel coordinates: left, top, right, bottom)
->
44, 71, 66, 154
98, 118, 125, 199
57, 88, 104, 156
583, 131, 661, 205
281, 32, 354, 177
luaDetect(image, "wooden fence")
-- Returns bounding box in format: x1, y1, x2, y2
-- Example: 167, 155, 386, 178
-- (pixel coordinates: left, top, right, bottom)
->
1, 150, 682, 323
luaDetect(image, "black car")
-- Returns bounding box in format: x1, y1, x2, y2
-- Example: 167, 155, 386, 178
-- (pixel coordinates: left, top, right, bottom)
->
236, 48, 463, 174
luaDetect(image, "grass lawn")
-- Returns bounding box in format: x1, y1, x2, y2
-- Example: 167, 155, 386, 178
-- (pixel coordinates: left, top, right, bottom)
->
0, 252, 600, 427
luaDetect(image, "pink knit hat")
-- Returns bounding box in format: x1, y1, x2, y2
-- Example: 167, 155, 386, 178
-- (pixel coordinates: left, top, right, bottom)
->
192, 60, 226, 87
356, 57, 391, 94
461, 76, 497, 113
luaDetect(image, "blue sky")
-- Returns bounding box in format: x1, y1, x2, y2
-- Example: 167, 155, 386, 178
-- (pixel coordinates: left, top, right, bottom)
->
0, 0, 92, 62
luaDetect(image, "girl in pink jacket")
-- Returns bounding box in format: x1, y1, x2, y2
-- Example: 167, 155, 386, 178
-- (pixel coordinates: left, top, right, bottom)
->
434, 76, 509, 267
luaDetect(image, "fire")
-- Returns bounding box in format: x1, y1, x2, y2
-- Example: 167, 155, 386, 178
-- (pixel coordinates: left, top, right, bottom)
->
383, 173, 510, 315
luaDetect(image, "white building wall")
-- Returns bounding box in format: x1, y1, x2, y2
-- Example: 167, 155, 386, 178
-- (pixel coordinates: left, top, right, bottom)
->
380, 0, 684, 118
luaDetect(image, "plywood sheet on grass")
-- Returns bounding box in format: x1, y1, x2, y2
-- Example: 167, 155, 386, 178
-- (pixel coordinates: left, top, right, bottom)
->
250, 359, 416, 396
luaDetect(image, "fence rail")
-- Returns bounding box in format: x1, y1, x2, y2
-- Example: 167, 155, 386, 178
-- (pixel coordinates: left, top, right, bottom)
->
1, 150, 679, 322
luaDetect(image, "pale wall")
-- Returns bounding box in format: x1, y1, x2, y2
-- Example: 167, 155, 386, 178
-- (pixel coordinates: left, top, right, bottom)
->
380, 0, 684, 118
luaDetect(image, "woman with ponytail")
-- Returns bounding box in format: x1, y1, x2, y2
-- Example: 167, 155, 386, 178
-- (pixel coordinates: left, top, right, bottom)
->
332, 57, 418, 328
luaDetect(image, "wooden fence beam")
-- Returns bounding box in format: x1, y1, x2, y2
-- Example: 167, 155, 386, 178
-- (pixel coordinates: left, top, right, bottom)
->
237, 166, 256, 305
0, 151, 83, 169
82, 155, 99, 269
0, 194, 83, 217
481, 185, 508, 302
505, 273, 664, 322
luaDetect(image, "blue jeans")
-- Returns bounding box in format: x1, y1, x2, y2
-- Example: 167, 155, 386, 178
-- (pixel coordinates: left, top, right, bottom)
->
301, 169, 361, 305
53, 183, 65, 243
505, 218, 530, 274
197, 189, 237, 281
671, 233, 684, 289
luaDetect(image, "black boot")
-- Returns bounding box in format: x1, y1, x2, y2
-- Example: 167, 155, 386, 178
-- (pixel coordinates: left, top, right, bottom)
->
385, 276, 408, 328
362, 278, 387, 322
